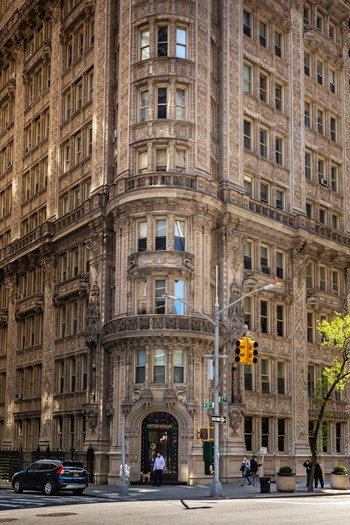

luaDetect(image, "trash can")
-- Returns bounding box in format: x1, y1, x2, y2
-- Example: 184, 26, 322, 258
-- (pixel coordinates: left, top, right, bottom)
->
260, 477, 271, 493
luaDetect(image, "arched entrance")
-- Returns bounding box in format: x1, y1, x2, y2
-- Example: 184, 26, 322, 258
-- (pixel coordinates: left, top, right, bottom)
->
141, 412, 178, 483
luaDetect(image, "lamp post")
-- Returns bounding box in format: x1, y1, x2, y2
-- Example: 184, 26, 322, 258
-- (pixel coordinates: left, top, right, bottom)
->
164, 271, 280, 498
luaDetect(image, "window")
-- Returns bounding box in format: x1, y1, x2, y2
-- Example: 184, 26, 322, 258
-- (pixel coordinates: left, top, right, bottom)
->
276, 304, 284, 336
173, 349, 184, 383
260, 182, 268, 204
276, 188, 284, 210
317, 61, 323, 85
307, 365, 315, 397
244, 176, 252, 196
175, 148, 186, 172
329, 70, 335, 94
63, 142, 70, 172
157, 25, 168, 57
307, 311, 314, 343
278, 419, 286, 452
336, 423, 342, 453
304, 101, 310, 127
244, 417, 253, 451
174, 220, 185, 251
87, 69, 94, 100
277, 362, 285, 394
260, 300, 269, 333
331, 214, 338, 229
261, 360, 269, 393
243, 63, 252, 94
64, 90, 71, 120
155, 219, 166, 250
244, 119, 252, 149
138, 150, 148, 174
176, 26, 187, 58
319, 208, 325, 224
87, 19, 95, 47
276, 251, 284, 279
275, 82, 283, 111
244, 297, 253, 330
243, 10, 251, 37
306, 262, 314, 288
174, 279, 185, 314
275, 31, 282, 58
175, 88, 186, 120
259, 73, 267, 102
155, 148, 167, 172
329, 23, 335, 40
318, 158, 325, 183
155, 280, 166, 313
244, 364, 253, 391
316, 13, 323, 31
140, 28, 150, 60
136, 349, 146, 383
306, 202, 312, 218
317, 109, 324, 134
304, 52, 310, 76
259, 128, 268, 158
275, 136, 283, 165
75, 79, 83, 111
331, 165, 338, 192
157, 87, 167, 118
322, 421, 328, 453
332, 270, 339, 294
243, 242, 252, 270
330, 117, 336, 142
139, 89, 149, 121
137, 280, 147, 314
319, 265, 326, 291
72, 248, 79, 276
305, 151, 311, 180
70, 357, 76, 392
74, 133, 82, 164
138, 221, 147, 251
303, 6, 310, 24
154, 348, 165, 383
259, 21, 267, 47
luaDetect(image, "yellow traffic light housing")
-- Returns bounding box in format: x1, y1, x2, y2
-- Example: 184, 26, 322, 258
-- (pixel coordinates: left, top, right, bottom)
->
196, 426, 214, 441
235, 337, 248, 364
247, 339, 258, 365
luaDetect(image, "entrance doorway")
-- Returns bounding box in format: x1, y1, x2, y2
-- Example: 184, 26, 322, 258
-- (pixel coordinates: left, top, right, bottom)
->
141, 412, 178, 482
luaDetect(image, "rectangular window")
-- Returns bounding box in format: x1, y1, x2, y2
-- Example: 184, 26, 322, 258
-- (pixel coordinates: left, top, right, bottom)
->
305, 151, 311, 180
278, 419, 286, 452
319, 266, 326, 291
304, 52, 310, 76
176, 26, 187, 58
244, 416, 253, 451
276, 305, 284, 337
155, 280, 166, 313
137, 280, 147, 314
157, 87, 167, 118
275, 31, 282, 58
332, 214, 338, 230
303, 6, 310, 23
244, 363, 253, 392
261, 360, 269, 393
138, 150, 148, 174
332, 270, 339, 294
138, 221, 147, 252
329, 24, 335, 40
336, 423, 341, 453
277, 362, 285, 395
306, 262, 314, 288
317, 61, 324, 85
319, 208, 325, 224
259, 73, 267, 102
304, 101, 310, 127
316, 14, 323, 31
157, 26, 168, 57
155, 148, 167, 172
308, 365, 314, 397
136, 349, 146, 383
276, 251, 284, 279
243, 242, 252, 270
244, 297, 253, 330
259, 128, 268, 158
260, 182, 268, 204
243, 63, 252, 94
244, 176, 252, 196
259, 21, 267, 47
244, 119, 251, 149
140, 89, 149, 121
154, 348, 165, 383
275, 136, 283, 165
174, 279, 185, 315
317, 109, 324, 134
307, 311, 314, 343
329, 70, 336, 94
155, 219, 166, 250
174, 220, 185, 251
175, 88, 186, 120
322, 421, 328, 453
275, 82, 283, 111
318, 158, 325, 184
331, 165, 338, 192
175, 148, 186, 172
260, 246, 269, 273
140, 28, 150, 60
173, 349, 184, 383
243, 10, 251, 37
276, 189, 284, 210
260, 301, 269, 333
330, 117, 336, 142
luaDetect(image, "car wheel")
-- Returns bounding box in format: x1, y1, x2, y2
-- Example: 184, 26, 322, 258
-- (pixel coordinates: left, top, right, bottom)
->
72, 489, 84, 496
13, 479, 23, 494
43, 479, 55, 495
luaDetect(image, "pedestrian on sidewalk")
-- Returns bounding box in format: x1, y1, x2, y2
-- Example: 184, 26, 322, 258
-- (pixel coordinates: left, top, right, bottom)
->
314, 461, 324, 489
303, 457, 312, 487
152, 452, 165, 487
249, 454, 261, 487
240, 455, 251, 486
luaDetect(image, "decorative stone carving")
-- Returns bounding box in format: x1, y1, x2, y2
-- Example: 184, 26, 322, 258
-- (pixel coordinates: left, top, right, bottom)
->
229, 408, 242, 436
84, 404, 99, 432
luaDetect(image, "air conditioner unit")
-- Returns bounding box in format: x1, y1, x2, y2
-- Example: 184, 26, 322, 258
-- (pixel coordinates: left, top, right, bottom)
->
320, 177, 328, 186
15, 393, 22, 400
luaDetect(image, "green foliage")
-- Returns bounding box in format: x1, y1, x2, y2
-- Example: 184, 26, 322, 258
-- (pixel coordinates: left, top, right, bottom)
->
278, 466, 294, 476
332, 465, 348, 475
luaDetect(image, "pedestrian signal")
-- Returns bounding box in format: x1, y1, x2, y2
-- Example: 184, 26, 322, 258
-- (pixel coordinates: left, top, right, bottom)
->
196, 426, 214, 441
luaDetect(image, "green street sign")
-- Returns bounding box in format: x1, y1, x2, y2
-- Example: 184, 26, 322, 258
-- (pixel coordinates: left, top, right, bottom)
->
203, 402, 214, 409
219, 397, 228, 403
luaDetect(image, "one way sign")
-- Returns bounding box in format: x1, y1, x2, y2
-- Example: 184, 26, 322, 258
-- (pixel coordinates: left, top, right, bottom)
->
211, 415, 226, 423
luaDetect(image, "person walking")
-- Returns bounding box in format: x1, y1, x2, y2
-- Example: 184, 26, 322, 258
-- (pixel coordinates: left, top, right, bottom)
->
303, 457, 311, 487
152, 452, 165, 486
240, 455, 251, 486
249, 454, 261, 487
314, 461, 324, 489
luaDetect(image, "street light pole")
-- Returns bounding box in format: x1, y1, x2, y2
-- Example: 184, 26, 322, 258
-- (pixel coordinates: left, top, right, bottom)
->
163, 275, 280, 498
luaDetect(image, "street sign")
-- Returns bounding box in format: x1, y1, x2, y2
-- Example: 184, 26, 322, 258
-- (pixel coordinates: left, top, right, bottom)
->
211, 415, 226, 423
219, 396, 228, 403
260, 447, 268, 455
203, 402, 214, 409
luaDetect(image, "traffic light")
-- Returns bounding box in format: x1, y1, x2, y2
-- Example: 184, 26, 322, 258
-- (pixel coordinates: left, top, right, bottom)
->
247, 339, 258, 365
235, 337, 248, 364
196, 426, 214, 441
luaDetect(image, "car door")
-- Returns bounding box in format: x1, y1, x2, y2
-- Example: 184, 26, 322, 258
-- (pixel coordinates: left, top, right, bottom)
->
21, 462, 41, 489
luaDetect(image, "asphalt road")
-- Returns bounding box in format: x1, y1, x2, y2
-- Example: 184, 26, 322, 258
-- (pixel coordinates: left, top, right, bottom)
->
1, 495, 350, 524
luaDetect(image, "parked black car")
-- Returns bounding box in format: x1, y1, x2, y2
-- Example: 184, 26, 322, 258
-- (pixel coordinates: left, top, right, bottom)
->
12, 459, 88, 495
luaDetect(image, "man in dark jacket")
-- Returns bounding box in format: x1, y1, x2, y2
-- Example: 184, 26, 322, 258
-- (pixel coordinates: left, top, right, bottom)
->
250, 454, 261, 487
303, 457, 311, 487
314, 461, 324, 488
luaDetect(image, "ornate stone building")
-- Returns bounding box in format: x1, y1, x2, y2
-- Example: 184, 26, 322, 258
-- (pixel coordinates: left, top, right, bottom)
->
1, 0, 350, 485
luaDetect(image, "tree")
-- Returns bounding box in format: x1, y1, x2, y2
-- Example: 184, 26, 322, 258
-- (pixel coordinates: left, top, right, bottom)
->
307, 313, 350, 492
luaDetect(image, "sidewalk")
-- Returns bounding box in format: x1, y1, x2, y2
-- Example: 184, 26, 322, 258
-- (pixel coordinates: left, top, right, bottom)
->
1, 479, 350, 501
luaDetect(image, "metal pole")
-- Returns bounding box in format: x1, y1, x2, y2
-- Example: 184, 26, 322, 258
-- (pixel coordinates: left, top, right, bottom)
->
210, 266, 223, 497
119, 418, 128, 496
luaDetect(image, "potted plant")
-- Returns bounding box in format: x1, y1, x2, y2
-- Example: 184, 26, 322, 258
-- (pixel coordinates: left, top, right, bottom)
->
331, 465, 349, 489
276, 466, 296, 492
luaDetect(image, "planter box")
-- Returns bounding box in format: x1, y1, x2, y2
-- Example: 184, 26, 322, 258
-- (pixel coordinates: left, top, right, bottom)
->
276, 475, 296, 492
330, 473, 349, 489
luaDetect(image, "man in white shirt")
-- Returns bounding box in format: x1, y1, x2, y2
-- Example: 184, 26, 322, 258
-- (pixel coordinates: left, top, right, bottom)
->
153, 452, 165, 486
